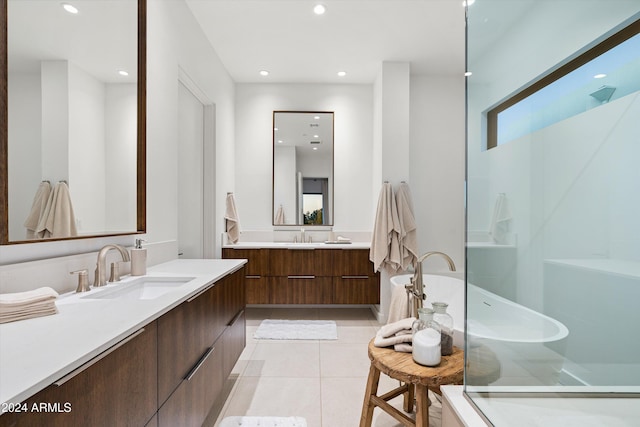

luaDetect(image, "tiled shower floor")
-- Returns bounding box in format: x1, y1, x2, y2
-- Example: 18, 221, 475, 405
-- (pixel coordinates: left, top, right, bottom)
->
207, 307, 442, 427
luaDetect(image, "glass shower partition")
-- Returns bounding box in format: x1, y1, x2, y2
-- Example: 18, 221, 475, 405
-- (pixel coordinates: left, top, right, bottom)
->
465, 1, 640, 425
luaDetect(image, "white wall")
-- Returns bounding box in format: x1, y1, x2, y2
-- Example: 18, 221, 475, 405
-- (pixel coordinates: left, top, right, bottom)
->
7, 72, 41, 241
68, 62, 107, 235
410, 75, 465, 269
467, 1, 640, 310
234, 83, 374, 232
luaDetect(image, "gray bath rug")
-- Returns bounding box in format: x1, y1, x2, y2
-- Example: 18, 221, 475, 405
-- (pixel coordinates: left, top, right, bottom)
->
253, 319, 337, 340
219, 416, 307, 427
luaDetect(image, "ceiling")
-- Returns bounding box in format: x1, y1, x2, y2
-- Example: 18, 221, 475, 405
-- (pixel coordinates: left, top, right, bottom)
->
184, 0, 467, 84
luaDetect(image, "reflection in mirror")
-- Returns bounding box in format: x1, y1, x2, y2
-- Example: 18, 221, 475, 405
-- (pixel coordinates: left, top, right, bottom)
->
273, 112, 333, 226
2, 0, 145, 244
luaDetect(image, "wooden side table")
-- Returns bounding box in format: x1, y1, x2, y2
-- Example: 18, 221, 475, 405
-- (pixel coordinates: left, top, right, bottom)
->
359, 339, 464, 427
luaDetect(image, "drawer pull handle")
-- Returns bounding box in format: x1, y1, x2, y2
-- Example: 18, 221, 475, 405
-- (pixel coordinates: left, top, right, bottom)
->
55, 328, 146, 386
287, 248, 315, 251
342, 275, 369, 279
187, 282, 215, 302
186, 346, 215, 381
246, 275, 261, 279
228, 309, 245, 327
287, 275, 315, 279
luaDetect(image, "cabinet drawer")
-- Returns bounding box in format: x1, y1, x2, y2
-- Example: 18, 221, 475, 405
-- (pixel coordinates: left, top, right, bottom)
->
222, 309, 246, 380
332, 249, 377, 277
245, 275, 269, 304
157, 283, 218, 405
333, 276, 380, 304
268, 249, 333, 276
0, 323, 158, 427
157, 345, 223, 427
222, 248, 265, 276
269, 276, 333, 304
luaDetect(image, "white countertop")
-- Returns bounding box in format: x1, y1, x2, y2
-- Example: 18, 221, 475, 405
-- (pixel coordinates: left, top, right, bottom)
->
223, 241, 371, 249
0, 258, 246, 406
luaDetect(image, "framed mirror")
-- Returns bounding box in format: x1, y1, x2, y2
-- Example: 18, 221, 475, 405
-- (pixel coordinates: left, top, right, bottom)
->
273, 111, 334, 226
1, 0, 146, 244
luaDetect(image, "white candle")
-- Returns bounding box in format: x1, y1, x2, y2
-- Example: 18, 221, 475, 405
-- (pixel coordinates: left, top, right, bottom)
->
413, 328, 441, 366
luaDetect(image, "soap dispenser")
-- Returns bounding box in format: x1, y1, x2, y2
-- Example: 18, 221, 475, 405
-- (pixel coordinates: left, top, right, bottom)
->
131, 239, 147, 276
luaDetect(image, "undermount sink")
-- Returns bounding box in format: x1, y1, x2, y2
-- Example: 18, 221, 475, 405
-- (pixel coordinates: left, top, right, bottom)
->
82, 276, 195, 301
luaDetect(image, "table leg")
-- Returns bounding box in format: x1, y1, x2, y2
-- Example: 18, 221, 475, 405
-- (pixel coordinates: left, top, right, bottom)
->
415, 385, 429, 427
359, 364, 381, 427
403, 382, 415, 413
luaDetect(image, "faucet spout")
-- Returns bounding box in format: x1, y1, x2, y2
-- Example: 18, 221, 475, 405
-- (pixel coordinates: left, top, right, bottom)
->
94, 244, 131, 287
410, 251, 456, 317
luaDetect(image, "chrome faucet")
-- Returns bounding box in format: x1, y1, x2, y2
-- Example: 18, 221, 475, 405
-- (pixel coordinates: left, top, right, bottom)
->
407, 251, 456, 317
94, 244, 131, 287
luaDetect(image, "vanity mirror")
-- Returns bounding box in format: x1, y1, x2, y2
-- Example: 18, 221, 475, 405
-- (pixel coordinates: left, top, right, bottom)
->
0, 0, 146, 244
273, 111, 333, 226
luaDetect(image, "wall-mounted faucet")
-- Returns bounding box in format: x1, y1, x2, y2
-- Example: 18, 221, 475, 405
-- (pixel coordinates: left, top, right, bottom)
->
407, 251, 456, 317
94, 244, 131, 287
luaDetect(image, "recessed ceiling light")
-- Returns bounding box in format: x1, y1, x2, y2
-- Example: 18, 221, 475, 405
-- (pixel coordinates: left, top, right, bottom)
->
314, 116, 320, 120
594, 73, 607, 79
260, 70, 270, 76
277, 140, 283, 144
62, 3, 79, 14
274, 127, 279, 131
462, 0, 475, 6
313, 4, 326, 15
118, 70, 129, 76
337, 71, 347, 77
313, 147, 319, 150
464, 71, 473, 77
313, 134, 319, 138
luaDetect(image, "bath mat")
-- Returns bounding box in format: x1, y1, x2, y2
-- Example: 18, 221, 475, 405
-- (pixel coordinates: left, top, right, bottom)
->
254, 319, 337, 340
219, 416, 307, 427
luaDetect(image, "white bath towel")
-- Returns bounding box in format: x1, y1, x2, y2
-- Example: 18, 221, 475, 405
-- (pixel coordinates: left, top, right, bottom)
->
23, 181, 52, 239
225, 192, 241, 244
396, 182, 418, 270
36, 181, 77, 239
489, 193, 511, 244
370, 183, 402, 273
275, 204, 285, 224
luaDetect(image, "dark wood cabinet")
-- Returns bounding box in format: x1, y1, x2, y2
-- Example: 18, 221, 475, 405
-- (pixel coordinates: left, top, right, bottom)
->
157, 267, 245, 427
223, 247, 379, 305
1, 267, 247, 427
1, 323, 158, 427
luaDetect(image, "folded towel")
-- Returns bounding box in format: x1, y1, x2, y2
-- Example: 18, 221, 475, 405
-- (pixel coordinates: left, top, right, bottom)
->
394, 343, 413, 353
36, 181, 77, 238
378, 317, 415, 338
0, 287, 59, 307
275, 205, 285, 225
0, 287, 59, 324
395, 182, 418, 270
387, 283, 411, 324
225, 193, 241, 244
23, 181, 52, 239
489, 193, 511, 244
370, 183, 402, 273
374, 330, 414, 348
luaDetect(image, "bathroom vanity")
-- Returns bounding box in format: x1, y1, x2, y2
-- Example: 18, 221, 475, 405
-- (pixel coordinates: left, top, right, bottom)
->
0, 259, 246, 427
222, 244, 380, 305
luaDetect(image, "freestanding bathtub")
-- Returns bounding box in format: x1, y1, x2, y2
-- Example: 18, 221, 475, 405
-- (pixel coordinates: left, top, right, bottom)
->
390, 274, 569, 385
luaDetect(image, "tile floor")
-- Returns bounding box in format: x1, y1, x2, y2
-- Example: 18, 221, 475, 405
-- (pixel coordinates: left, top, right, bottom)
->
208, 307, 443, 427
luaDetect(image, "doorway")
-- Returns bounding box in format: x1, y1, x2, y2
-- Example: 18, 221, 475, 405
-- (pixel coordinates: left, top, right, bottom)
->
177, 72, 215, 258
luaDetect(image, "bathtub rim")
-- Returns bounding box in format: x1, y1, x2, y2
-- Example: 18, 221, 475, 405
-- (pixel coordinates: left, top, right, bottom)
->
389, 273, 569, 344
